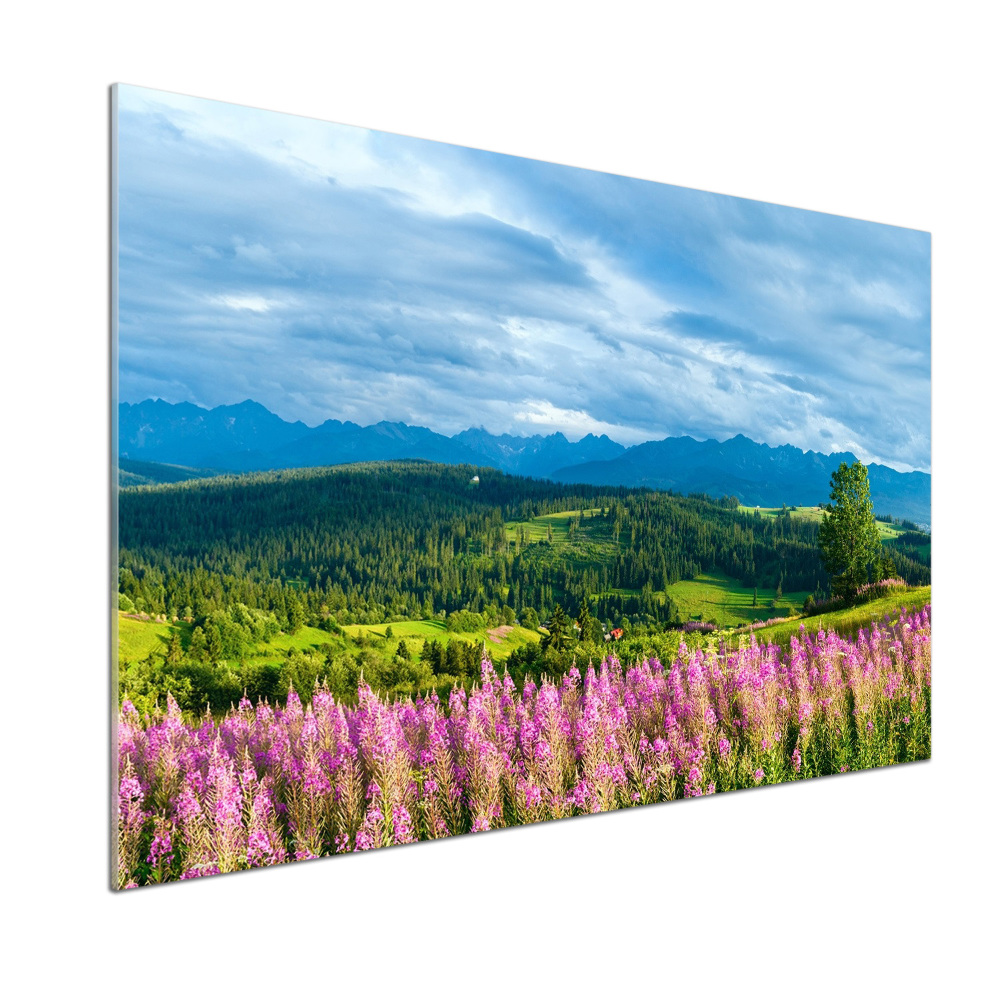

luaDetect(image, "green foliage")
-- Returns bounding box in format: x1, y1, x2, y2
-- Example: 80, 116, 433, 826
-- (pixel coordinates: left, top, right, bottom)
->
446, 609, 486, 633
541, 603, 571, 653
287, 598, 305, 634
166, 632, 183, 664
818, 462, 883, 599
118, 609, 511, 712
119, 462, 923, 636
116, 462, 931, 711
199, 605, 282, 661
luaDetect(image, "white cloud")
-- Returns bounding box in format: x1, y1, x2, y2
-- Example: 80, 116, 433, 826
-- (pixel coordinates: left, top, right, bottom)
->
117, 84, 500, 221
511, 400, 645, 443
213, 294, 276, 313
847, 278, 921, 319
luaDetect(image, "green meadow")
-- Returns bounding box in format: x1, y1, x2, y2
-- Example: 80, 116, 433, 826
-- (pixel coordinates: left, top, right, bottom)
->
118, 614, 184, 663
664, 572, 809, 626
596, 573, 807, 627
505, 507, 606, 544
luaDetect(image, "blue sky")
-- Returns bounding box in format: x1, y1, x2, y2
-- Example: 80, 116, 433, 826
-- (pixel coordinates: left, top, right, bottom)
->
115, 85, 931, 472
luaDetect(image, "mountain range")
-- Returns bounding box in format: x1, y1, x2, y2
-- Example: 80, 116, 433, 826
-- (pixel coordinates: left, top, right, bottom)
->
118, 399, 931, 526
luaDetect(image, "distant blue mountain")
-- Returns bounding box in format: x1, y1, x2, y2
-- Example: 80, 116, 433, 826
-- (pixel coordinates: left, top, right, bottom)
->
118, 399, 309, 466
117, 399, 930, 526
452, 426, 626, 478
552, 433, 930, 527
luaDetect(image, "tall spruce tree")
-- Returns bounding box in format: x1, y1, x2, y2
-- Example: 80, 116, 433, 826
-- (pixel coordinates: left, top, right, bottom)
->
576, 597, 600, 644
818, 462, 882, 599
166, 631, 184, 665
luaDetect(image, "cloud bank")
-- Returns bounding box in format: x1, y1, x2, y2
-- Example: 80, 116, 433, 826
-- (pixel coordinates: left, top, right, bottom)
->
116, 86, 931, 471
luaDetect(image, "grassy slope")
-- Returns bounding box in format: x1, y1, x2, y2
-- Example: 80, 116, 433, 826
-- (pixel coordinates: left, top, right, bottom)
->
744, 586, 931, 647
505, 508, 605, 544
118, 459, 222, 487
265, 625, 342, 657
118, 614, 185, 662
740, 503, 828, 525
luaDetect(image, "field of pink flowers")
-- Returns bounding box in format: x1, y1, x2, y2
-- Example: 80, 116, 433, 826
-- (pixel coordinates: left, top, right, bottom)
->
117, 606, 931, 887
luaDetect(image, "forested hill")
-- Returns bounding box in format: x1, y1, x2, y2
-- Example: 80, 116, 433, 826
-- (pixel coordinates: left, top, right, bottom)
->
118, 462, 929, 630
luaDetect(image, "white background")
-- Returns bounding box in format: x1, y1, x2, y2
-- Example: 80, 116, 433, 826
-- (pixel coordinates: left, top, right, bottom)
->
3, 1, 995, 995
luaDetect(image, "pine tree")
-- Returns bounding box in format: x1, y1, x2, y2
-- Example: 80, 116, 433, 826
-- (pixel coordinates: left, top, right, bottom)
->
205, 625, 223, 663
541, 603, 571, 652
445, 641, 464, 677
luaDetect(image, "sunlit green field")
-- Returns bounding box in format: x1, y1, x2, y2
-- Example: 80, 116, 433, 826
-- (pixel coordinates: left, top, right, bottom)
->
596, 572, 807, 626
342, 619, 541, 658
664, 572, 809, 626
117, 614, 184, 663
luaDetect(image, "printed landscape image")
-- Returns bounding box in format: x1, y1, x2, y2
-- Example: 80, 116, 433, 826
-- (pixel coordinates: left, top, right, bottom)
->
113, 85, 931, 888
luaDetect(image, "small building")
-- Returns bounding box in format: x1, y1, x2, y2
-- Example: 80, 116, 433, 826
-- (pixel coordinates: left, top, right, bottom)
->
470, 475, 480, 484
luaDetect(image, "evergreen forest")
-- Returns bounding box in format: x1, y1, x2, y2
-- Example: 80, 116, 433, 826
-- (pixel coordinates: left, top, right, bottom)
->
119, 460, 929, 631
